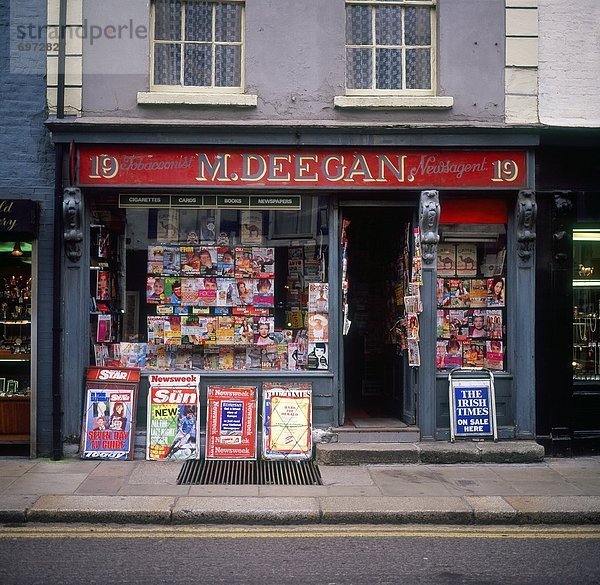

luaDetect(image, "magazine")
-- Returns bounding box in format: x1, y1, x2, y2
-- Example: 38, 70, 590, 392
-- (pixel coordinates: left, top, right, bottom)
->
253, 278, 274, 307
450, 279, 471, 307
180, 278, 201, 306
163, 316, 182, 345
233, 316, 255, 345
463, 339, 485, 367
162, 246, 181, 275
216, 316, 235, 344
442, 339, 462, 368
147, 316, 165, 344
252, 247, 275, 279
470, 279, 488, 308
180, 315, 202, 344
197, 247, 218, 276
486, 309, 503, 339
487, 277, 505, 307
307, 342, 328, 370
180, 245, 202, 275
485, 340, 504, 370
96, 314, 112, 343
307, 313, 329, 342
119, 343, 147, 368
234, 247, 254, 279
217, 247, 236, 277
147, 245, 164, 275
196, 277, 218, 306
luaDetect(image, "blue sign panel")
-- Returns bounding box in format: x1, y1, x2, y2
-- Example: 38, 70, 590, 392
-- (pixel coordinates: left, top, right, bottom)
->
220, 400, 244, 434
452, 383, 493, 437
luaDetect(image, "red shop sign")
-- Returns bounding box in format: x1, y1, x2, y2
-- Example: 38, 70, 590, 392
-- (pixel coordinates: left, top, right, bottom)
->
77, 146, 528, 189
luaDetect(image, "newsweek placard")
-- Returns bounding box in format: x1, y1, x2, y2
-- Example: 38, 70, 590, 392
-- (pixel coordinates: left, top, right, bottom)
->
205, 386, 258, 460
80, 367, 140, 460
262, 382, 313, 461
147, 373, 200, 461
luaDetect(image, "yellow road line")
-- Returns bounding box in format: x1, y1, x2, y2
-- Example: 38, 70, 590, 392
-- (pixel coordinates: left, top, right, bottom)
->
1, 525, 599, 540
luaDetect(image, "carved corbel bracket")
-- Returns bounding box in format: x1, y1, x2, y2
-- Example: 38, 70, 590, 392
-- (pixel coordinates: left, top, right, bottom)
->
516, 190, 537, 264
63, 187, 83, 262
419, 190, 440, 265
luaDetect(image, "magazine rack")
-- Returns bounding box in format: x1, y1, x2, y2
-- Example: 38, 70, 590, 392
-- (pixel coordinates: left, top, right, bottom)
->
448, 367, 498, 443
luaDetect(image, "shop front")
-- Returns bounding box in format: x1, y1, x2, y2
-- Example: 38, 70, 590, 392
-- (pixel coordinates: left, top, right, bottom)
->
0, 199, 38, 456
56, 144, 535, 447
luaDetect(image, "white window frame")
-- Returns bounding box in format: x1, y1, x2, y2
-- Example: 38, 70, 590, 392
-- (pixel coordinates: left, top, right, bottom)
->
344, 0, 437, 96
150, 0, 245, 94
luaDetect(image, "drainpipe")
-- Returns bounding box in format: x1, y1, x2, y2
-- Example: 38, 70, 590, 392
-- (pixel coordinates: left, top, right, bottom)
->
51, 0, 68, 460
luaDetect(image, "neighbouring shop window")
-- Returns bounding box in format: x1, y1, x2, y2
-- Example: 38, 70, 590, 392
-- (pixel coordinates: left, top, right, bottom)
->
89, 195, 330, 372
435, 224, 507, 371
572, 229, 600, 381
345, 0, 435, 93
152, 0, 244, 90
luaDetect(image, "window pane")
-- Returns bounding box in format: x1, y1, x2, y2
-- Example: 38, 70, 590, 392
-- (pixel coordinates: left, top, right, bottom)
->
154, 43, 181, 85
346, 47, 372, 89
215, 45, 241, 87
405, 6, 431, 45
184, 44, 212, 86
185, 0, 211, 42
215, 2, 243, 42
155, 0, 182, 41
376, 48, 402, 89
376, 5, 402, 45
346, 5, 371, 45
406, 48, 431, 89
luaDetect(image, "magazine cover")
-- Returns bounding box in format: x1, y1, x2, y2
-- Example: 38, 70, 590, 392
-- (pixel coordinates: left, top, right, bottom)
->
163, 277, 182, 305
486, 309, 503, 339
253, 278, 274, 307
260, 345, 279, 370
147, 373, 200, 461
245, 345, 262, 369
407, 313, 419, 341
233, 316, 255, 345
157, 209, 179, 242
450, 279, 471, 307
240, 210, 263, 244
456, 243, 478, 277
234, 278, 254, 306
205, 385, 258, 460
180, 245, 201, 275
407, 338, 420, 367
448, 310, 470, 340
469, 311, 487, 339
437, 310, 450, 338
216, 316, 235, 344
216, 278, 235, 306
217, 247, 235, 276
96, 314, 112, 343
197, 247, 218, 276
146, 276, 165, 304
307, 313, 329, 342
485, 340, 504, 370
119, 343, 147, 368
162, 246, 181, 275
147, 245, 164, 274
180, 315, 202, 344
234, 247, 254, 278
163, 316, 182, 345
436, 340, 447, 369
204, 346, 220, 369
487, 277, 505, 306
308, 282, 329, 313
219, 346, 235, 370
180, 277, 200, 306
437, 244, 456, 277
307, 342, 328, 370
252, 247, 275, 279
470, 279, 488, 308
253, 316, 275, 346
443, 339, 463, 368
262, 382, 312, 461
96, 271, 111, 300
463, 340, 485, 367
147, 316, 165, 345
81, 367, 140, 460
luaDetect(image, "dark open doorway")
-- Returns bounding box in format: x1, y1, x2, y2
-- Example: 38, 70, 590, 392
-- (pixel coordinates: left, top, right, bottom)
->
342, 206, 414, 426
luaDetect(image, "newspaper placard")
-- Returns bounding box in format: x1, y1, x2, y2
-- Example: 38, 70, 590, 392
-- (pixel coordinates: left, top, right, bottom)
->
80, 367, 140, 460
205, 385, 258, 460
146, 373, 201, 461
262, 382, 313, 460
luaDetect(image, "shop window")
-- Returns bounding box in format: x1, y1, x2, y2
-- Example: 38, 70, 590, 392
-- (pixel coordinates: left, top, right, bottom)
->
435, 224, 507, 372
573, 229, 600, 381
151, 0, 244, 91
344, 0, 435, 94
89, 196, 330, 372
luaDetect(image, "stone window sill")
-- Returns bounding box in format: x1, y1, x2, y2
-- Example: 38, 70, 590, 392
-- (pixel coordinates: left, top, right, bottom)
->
137, 92, 258, 107
334, 95, 454, 109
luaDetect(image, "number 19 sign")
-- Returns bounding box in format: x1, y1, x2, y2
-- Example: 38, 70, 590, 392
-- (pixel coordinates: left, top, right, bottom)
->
448, 369, 498, 442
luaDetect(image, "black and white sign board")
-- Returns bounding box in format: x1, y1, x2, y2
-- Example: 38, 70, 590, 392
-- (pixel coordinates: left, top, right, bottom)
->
448, 368, 498, 442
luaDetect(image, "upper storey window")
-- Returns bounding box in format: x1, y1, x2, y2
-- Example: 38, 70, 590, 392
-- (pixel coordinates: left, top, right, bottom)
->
152, 0, 244, 92
345, 0, 435, 95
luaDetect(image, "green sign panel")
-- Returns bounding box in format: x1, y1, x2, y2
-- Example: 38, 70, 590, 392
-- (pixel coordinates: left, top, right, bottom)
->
119, 194, 171, 208
119, 194, 300, 210
250, 196, 301, 210
170, 195, 204, 208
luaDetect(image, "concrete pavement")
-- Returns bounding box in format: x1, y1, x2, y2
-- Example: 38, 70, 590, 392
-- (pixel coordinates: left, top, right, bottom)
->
1, 455, 599, 525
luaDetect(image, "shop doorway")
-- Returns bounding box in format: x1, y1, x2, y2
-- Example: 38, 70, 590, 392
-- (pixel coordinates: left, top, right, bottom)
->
341, 206, 415, 427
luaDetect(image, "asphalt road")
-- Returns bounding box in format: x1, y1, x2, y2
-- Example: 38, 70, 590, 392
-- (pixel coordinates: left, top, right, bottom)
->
1, 524, 599, 585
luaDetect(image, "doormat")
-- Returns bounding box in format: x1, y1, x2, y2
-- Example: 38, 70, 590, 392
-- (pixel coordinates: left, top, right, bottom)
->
177, 458, 323, 486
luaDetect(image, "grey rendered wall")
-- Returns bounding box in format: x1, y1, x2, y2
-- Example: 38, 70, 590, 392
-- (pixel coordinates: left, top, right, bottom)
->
83, 0, 506, 124
0, 0, 55, 454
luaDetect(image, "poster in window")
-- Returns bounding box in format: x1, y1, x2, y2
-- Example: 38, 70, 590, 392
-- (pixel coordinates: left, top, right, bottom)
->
147, 373, 200, 461
157, 209, 179, 242
241, 210, 263, 244
456, 243, 477, 277
437, 244, 456, 276
262, 382, 312, 461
